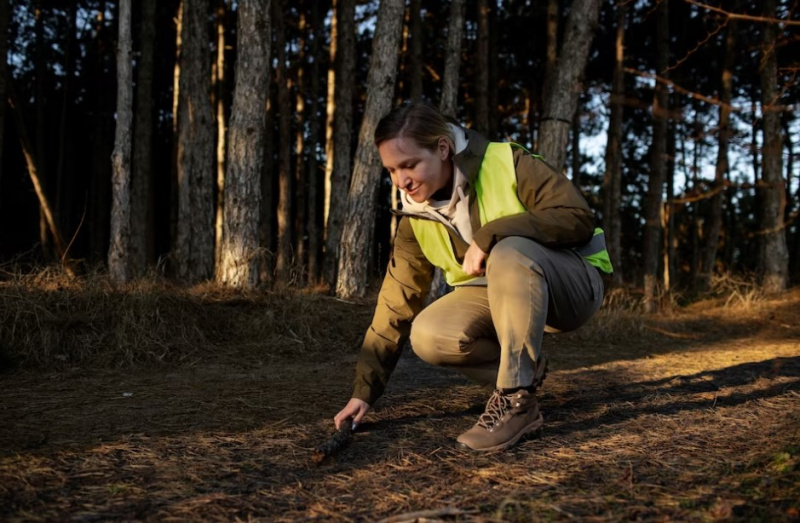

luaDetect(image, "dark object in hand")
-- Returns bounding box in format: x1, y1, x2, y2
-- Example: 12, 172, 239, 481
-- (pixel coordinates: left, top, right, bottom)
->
313, 419, 353, 464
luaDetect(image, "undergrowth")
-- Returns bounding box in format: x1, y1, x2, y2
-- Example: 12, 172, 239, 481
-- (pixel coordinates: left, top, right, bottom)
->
0, 268, 782, 371
0, 270, 372, 370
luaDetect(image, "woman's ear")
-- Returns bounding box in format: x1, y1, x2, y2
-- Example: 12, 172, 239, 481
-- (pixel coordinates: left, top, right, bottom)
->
438, 136, 451, 160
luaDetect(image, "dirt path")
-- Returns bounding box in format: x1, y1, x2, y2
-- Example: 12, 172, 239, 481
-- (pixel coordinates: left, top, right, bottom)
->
2, 296, 799, 521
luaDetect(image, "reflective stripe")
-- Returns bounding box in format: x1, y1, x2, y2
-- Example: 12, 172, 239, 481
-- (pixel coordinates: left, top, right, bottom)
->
575, 228, 614, 274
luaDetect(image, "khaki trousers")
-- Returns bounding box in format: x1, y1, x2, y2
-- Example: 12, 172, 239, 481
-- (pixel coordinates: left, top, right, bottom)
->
409, 236, 603, 389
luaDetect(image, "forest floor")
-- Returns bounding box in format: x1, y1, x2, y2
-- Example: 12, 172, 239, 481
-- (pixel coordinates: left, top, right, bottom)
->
1, 278, 799, 522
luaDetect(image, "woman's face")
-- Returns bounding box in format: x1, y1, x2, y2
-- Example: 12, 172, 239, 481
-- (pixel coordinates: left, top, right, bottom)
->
378, 136, 452, 203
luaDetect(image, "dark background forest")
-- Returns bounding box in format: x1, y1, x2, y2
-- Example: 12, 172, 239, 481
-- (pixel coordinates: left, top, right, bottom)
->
0, 0, 798, 303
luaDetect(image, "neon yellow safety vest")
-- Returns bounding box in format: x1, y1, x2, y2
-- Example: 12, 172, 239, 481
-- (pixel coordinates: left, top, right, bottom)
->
409, 142, 613, 286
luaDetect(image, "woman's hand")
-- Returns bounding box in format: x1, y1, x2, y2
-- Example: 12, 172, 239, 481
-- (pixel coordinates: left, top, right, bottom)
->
334, 398, 371, 430
462, 241, 487, 276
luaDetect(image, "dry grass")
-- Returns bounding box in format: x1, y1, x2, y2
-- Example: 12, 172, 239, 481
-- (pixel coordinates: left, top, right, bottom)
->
1, 273, 799, 521
0, 271, 372, 369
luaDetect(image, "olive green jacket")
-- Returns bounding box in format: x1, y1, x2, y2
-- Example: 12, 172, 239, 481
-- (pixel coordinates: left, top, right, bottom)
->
352, 130, 595, 405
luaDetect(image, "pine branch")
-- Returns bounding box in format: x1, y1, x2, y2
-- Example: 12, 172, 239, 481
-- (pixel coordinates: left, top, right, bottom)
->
684, 0, 800, 26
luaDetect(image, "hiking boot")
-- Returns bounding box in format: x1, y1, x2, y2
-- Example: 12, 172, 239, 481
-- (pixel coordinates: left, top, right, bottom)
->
456, 388, 543, 452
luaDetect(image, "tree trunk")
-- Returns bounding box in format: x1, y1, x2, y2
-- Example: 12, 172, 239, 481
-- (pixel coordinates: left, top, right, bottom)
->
0, 0, 8, 196
307, 0, 322, 284
323, 0, 356, 286
260, 83, 275, 284
175, 0, 215, 283
213, 0, 227, 275
8, 82, 75, 277
35, 1, 50, 258
474, 0, 489, 135
131, 0, 157, 275
55, 3, 76, 232
109, 0, 134, 284
294, 9, 308, 282
323, 0, 338, 252
538, 0, 601, 170
336, 0, 405, 299
698, 9, 737, 291
408, 0, 422, 102
665, 122, 676, 292
758, 0, 789, 293
601, 0, 625, 286
440, 0, 465, 118
218, 0, 272, 288
274, 0, 293, 283
643, 0, 668, 312
571, 106, 581, 186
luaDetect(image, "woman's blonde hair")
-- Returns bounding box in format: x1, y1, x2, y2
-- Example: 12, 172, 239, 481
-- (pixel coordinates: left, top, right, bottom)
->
374, 102, 456, 154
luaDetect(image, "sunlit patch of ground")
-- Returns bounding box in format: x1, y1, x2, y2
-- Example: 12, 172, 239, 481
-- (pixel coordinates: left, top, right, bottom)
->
1, 289, 799, 521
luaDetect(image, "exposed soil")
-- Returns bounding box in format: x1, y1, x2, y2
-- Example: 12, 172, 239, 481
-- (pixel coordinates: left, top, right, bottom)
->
1, 289, 799, 521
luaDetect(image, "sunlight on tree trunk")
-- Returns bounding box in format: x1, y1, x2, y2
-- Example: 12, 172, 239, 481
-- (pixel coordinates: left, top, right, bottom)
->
323, 0, 338, 246
336, 0, 405, 299
109, 0, 133, 284
213, 0, 227, 276
294, 11, 308, 283
324, 0, 356, 287
274, 0, 293, 284
218, 0, 271, 288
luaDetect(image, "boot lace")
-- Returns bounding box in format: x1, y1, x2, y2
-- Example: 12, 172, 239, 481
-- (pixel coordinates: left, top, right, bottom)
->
476, 390, 514, 429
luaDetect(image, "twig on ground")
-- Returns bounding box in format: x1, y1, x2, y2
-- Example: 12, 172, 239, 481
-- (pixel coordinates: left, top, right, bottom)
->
312, 419, 353, 464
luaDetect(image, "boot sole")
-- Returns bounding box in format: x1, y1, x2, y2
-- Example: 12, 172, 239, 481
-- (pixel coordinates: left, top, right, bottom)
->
457, 412, 544, 453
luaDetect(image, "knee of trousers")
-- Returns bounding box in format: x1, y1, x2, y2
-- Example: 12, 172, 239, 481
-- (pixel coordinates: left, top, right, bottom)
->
486, 237, 546, 288
409, 318, 455, 366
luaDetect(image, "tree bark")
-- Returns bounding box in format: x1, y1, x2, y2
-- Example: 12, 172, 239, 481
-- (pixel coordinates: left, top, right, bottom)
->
643, 0, 668, 312
408, 0, 422, 102
323, 0, 356, 286
294, 8, 308, 282
307, 0, 322, 284
474, 0, 489, 135
35, 1, 50, 258
218, 0, 272, 288
336, 0, 405, 298
601, 0, 625, 286
175, 0, 215, 283
698, 10, 737, 291
8, 82, 75, 277
538, 0, 601, 170
274, 0, 293, 283
109, 0, 134, 284
758, 0, 789, 293
0, 0, 8, 198
440, 0, 465, 118
323, 0, 338, 251
55, 3, 76, 232
131, 0, 157, 275
213, 0, 227, 275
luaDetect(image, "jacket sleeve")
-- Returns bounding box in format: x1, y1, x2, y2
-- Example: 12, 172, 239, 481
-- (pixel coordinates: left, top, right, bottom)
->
471, 148, 595, 253
352, 216, 434, 405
